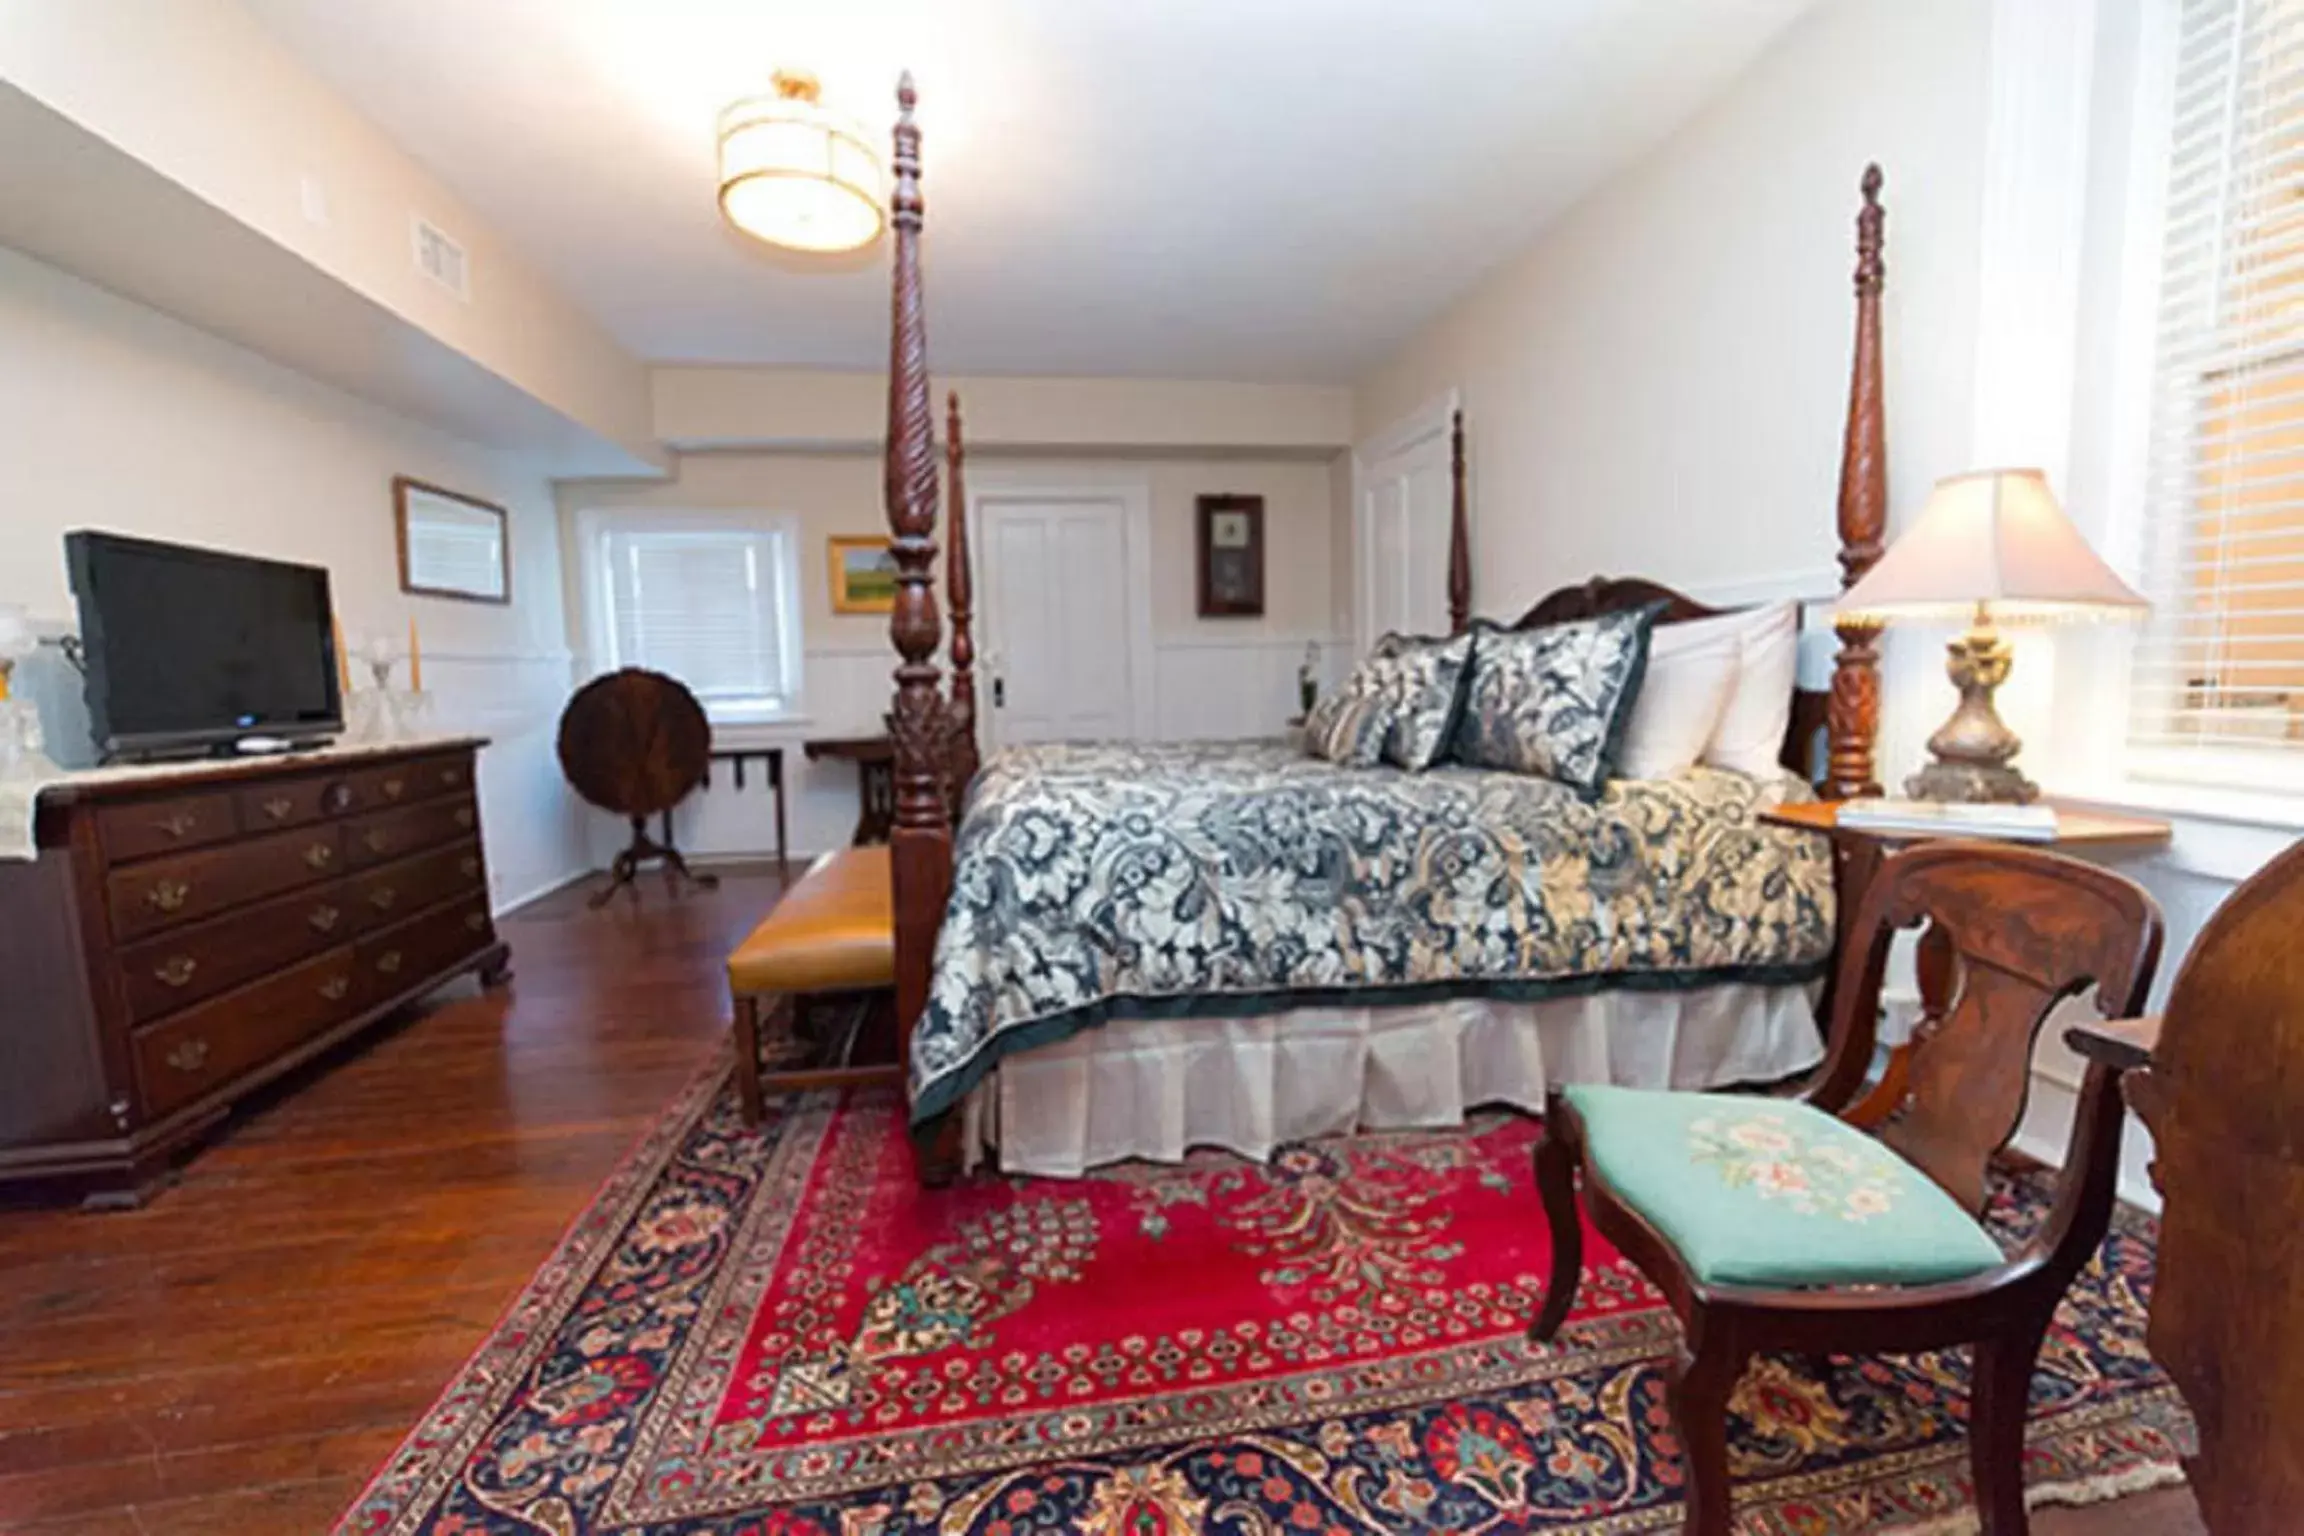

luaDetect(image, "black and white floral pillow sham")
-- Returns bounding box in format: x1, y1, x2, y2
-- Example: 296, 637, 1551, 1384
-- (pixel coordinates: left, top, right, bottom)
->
1304, 687, 1391, 767
1449, 606, 1661, 796
1306, 630, 1475, 771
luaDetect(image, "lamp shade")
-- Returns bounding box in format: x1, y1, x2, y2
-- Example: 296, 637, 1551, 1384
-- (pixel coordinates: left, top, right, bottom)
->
1837, 468, 2147, 624
717, 71, 885, 254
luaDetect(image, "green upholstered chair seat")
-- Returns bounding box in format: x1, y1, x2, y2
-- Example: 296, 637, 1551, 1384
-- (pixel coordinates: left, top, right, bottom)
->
1562, 1086, 2008, 1289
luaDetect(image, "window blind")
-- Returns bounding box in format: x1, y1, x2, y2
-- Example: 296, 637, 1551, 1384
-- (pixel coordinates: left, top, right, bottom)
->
595, 522, 801, 718
2129, 0, 2304, 773
2119, 0, 2304, 769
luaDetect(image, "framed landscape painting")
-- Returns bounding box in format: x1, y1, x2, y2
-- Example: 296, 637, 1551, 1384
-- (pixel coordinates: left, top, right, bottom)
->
829, 535, 899, 614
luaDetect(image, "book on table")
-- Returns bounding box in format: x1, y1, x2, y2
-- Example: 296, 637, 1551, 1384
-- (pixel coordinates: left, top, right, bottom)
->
1834, 799, 2061, 842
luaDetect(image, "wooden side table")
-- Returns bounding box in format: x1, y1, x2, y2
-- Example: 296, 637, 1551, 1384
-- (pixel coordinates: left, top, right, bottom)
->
700, 744, 788, 882
803, 735, 895, 846
1761, 798, 2172, 1123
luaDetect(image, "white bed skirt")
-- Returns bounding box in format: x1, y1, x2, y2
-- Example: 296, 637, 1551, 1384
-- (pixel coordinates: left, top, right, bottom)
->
962, 983, 1825, 1178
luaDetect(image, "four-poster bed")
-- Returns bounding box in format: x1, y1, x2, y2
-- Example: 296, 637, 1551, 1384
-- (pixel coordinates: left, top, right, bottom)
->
875, 77, 1888, 1185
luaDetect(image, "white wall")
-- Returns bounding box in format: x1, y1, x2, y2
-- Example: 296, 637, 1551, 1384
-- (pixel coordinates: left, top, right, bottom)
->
0, 0, 652, 456
0, 243, 589, 911
1355, 0, 1992, 782
559, 449, 1345, 863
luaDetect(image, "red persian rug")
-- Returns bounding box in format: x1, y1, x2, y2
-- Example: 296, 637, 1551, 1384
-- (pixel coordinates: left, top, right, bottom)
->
338, 1069, 2187, 1535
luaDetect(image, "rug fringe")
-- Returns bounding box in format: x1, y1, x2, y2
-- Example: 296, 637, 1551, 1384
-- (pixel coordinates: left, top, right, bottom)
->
1865, 1460, 2191, 1536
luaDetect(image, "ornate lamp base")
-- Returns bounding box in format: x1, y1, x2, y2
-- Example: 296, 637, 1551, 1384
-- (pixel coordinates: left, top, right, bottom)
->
1906, 614, 2039, 805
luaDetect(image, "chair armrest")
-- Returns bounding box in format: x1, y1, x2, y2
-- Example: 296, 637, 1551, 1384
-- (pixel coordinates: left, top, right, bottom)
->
2062, 1015, 2161, 1072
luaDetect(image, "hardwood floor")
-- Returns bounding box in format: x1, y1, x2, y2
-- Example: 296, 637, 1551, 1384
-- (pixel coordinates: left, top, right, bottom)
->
0, 865, 2204, 1534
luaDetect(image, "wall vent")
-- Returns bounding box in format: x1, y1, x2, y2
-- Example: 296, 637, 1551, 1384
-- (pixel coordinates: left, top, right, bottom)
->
411, 216, 470, 301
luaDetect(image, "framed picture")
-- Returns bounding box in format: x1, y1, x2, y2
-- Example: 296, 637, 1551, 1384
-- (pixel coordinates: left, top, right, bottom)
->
828, 535, 899, 614
1196, 494, 1265, 618
394, 477, 510, 604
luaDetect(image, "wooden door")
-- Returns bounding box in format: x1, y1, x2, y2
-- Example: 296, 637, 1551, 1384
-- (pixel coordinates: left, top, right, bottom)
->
978, 496, 1138, 747
1357, 403, 1458, 643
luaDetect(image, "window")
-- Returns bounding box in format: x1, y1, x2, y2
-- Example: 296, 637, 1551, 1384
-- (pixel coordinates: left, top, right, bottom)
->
2128, 0, 2304, 784
579, 510, 804, 723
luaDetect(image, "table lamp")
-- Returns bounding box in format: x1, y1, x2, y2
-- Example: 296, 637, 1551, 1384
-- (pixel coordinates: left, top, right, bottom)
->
1836, 468, 2146, 804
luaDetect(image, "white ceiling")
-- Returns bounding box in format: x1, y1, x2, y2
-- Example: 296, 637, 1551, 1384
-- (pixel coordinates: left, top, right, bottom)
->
246, 0, 1820, 383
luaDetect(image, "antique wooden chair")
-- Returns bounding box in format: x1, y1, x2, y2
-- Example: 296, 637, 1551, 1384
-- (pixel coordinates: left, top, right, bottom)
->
2066, 836, 2304, 1535
1530, 842, 2164, 1536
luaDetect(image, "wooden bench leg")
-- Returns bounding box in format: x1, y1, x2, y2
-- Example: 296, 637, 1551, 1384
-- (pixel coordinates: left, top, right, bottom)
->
733, 992, 767, 1127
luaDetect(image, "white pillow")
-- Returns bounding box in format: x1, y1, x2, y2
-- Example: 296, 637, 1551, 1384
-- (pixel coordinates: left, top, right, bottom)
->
1701, 601, 1800, 778
1616, 617, 1741, 780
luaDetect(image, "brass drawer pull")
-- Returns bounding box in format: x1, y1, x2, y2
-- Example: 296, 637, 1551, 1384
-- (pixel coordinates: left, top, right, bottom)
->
318, 975, 351, 1002
458, 856, 480, 880
376, 950, 404, 976
155, 955, 198, 988
165, 1038, 210, 1073
464, 912, 486, 933
308, 904, 342, 934
440, 767, 463, 787
453, 807, 475, 830
364, 829, 391, 854
153, 812, 199, 840
369, 887, 399, 912
260, 796, 294, 822
304, 842, 335, 870
381, 777, 406, 801
146, 878, 192, 913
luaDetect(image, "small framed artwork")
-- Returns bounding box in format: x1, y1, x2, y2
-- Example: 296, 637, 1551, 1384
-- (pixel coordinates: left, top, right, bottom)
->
394, 477, 510, 604
828, 535, 899, 614
1196, 494, 1265, 618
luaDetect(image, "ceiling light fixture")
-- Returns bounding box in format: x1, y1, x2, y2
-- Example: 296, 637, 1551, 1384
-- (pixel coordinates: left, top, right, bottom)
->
716, 69, 886, 254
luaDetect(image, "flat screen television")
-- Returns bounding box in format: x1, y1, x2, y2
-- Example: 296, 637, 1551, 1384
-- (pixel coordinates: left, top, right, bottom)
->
65, 531, 343, 761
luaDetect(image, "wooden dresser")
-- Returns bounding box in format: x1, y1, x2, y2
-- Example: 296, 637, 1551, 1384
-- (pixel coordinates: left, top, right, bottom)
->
0, 739, 508, 1206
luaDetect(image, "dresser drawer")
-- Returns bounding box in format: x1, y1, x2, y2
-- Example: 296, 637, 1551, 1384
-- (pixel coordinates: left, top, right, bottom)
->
236, 773, 357, 833
351, 752, 473, 811
133, 946, 359, 1119
344, 795, 478, 870
345, 840, 485, 932
97, 789, 242, 864
106, 824, 345, 942
356, 893, 492, 1004
117, 879, 355, 1023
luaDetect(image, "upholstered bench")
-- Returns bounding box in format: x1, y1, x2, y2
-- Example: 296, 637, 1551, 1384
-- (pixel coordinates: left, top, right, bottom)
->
725, 846, 898, 1125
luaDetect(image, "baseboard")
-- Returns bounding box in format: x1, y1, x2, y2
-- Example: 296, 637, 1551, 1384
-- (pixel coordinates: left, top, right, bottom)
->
493, 866, 592, 918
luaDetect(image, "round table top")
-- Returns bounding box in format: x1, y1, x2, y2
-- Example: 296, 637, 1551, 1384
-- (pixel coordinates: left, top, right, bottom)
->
556, 668, 711, 818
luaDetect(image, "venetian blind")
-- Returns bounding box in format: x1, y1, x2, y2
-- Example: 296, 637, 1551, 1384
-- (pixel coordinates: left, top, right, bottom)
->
2129, 0, 2304, 772
596, 522, 801, 719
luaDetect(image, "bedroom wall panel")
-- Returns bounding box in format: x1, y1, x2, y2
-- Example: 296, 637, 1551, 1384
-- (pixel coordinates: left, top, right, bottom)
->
1153, 638, 1350, 742
562, 451, 1346, 866
0, 244, 591, 915
1352, 0, 1992, 785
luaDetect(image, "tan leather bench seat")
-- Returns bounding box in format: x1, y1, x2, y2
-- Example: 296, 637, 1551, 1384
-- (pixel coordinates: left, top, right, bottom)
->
727, 846, 894, 996
727, 846, 898, 1125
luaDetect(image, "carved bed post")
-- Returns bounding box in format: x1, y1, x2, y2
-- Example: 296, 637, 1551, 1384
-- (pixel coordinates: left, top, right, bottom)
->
1448, 408, 1472, 636
1826, 165, 1889, 800
945, 391, 979, 818
882, 74, 953, 1139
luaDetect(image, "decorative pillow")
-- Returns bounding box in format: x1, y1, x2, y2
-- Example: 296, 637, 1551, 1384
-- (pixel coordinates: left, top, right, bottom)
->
1303, 687, 1391, 767
1449, 606, 1659, 796
1702, 601, 1800, 777
1366, 630, 1476, 771
1615, 613, 1744, 780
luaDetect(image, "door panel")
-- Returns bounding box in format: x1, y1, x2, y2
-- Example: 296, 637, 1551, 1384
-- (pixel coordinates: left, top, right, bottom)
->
982, 497, 1137, 747
1359, 425, 1455, 642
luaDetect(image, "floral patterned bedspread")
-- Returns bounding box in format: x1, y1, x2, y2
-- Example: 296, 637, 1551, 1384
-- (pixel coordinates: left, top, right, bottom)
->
910, 741, 1836, 1124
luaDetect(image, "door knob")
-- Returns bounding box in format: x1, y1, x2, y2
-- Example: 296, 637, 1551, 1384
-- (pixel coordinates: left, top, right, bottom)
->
994, 676, 1006, 708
